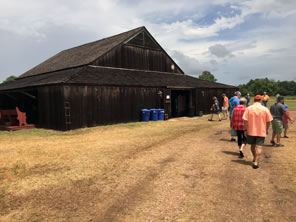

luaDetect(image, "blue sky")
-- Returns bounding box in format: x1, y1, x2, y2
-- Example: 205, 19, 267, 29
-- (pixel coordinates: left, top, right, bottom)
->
0, 0, 295, 85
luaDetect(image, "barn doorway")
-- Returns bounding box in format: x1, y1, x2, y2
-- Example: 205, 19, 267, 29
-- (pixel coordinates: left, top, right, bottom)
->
0, 89, 38, 126
171, 90, 190, 117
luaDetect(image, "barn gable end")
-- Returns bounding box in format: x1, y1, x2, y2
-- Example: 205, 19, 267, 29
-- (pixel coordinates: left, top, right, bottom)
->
125, 30, 161, 50
91, 28, 184, 74
19, 27, 183, 78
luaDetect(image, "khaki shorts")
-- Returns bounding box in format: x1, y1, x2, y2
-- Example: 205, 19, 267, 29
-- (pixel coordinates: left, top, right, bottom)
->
283, 123, 288, 129
247, 136, 265, 146
272, 120, 283, 134
222, 106, 228, 112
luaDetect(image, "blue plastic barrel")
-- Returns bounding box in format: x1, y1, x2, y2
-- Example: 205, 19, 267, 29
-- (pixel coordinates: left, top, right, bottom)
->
150, 109, 158, 121
141, 109, 150, 122
158, 109, 165, 120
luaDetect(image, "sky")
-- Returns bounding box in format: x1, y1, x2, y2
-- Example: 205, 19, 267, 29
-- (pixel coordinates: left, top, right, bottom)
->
0, 0, 296, 85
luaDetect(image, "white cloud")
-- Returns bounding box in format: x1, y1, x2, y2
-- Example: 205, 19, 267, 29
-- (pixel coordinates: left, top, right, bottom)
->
170, 50, 207, 76
0, 0, 295, 84
208, 44, 233, 58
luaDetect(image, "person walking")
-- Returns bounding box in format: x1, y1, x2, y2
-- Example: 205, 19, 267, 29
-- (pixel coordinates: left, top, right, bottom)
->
208, 96, 222, 121
262, 92, 269, 107
283, 104, 293, 138
221, 93, 229, 120
231, 97, 247, 158
243, 95, 273, 169
270, 96, 293, 146
229, 91, 241, 141
246, 93, 251, 107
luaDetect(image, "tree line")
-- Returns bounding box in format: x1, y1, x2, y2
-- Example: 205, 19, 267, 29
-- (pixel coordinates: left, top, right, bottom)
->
198, 71, 296, 96
238, 78, 296, 96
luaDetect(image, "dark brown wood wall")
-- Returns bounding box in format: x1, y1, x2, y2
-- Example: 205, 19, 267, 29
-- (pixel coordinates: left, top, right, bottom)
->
195, 88, 237, 115
63, 85, 163, 130
1, 85, 237, 131
91, 45, 183, 74
37, 85, 65, 130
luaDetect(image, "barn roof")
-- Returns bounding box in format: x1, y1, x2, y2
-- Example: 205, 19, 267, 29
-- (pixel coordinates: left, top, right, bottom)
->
20, 27, 145, 78
0, 65, 237, 91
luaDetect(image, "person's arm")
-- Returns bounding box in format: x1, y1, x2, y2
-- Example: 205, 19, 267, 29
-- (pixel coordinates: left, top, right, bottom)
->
231, 113, 234, 128
266, 110, 273, 135
266, 121, 271, 135
210, 103, 214, 111
242, 108, 248, 135
284, 111, 293, 123
244, 120, 248, 137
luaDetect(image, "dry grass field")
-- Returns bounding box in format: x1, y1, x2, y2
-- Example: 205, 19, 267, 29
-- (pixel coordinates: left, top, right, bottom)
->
0, 108, 296, 221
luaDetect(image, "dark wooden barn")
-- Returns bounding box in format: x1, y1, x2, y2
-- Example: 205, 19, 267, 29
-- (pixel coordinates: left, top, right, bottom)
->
0, 26, 238, 131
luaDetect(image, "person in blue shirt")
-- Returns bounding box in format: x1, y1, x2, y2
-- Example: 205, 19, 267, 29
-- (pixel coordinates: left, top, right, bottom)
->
229, 91, 241, 141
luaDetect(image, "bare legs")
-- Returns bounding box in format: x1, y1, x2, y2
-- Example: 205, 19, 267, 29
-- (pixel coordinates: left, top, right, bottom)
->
209, 113, 222, 121
284, 128, 288, 137
209, 113, 214, 120
222, 110, 228, 119
251, 144, 262, 168
271, 132, 281, 144
240, 144, 246, 153
250, 144, 256, 162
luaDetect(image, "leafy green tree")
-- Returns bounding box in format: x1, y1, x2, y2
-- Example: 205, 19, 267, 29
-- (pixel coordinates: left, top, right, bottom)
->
3, 75, 17, 83
278, 81, 296, 95
239, 78, 296, 96
198, 71, 217, 82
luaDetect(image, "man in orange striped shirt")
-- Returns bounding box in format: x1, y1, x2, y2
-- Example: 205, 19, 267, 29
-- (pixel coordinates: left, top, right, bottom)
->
243, 95, 273, 169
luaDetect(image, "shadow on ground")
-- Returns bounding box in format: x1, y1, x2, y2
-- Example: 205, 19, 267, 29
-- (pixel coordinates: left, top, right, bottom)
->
222, 151, 238, 156
262, 144, 274, 147
219, 138, 236, 143
231, 159, 253, 166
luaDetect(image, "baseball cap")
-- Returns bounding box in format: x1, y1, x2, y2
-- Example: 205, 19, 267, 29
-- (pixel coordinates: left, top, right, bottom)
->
254, 95, 262, 100
277, 96, 284, 102
284, 104, 288, 111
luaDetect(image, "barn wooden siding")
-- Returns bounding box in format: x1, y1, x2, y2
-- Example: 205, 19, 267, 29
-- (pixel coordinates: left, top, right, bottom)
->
195, 88, 236, 114
0, 85, 236, 131
37, 85, 65, 130
91, 45, 183, 74
63, 85, 163, 130
61, 85, 236, 131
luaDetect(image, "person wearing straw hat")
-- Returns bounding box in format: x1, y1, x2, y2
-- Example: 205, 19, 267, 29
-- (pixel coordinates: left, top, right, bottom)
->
262, 92, 269, 107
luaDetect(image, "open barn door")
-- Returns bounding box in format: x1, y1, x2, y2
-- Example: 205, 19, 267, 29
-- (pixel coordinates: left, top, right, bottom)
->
171, 90, 190, 117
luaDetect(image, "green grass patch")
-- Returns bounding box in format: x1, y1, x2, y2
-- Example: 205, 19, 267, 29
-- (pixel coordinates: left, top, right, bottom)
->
248, 96, 296, 110
285, 96, 296, 100
0, 127, 92, 137
0, 121, 149, 137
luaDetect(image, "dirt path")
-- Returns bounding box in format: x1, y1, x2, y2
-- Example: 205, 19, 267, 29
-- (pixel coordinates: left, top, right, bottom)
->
1, 114, 296, 221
